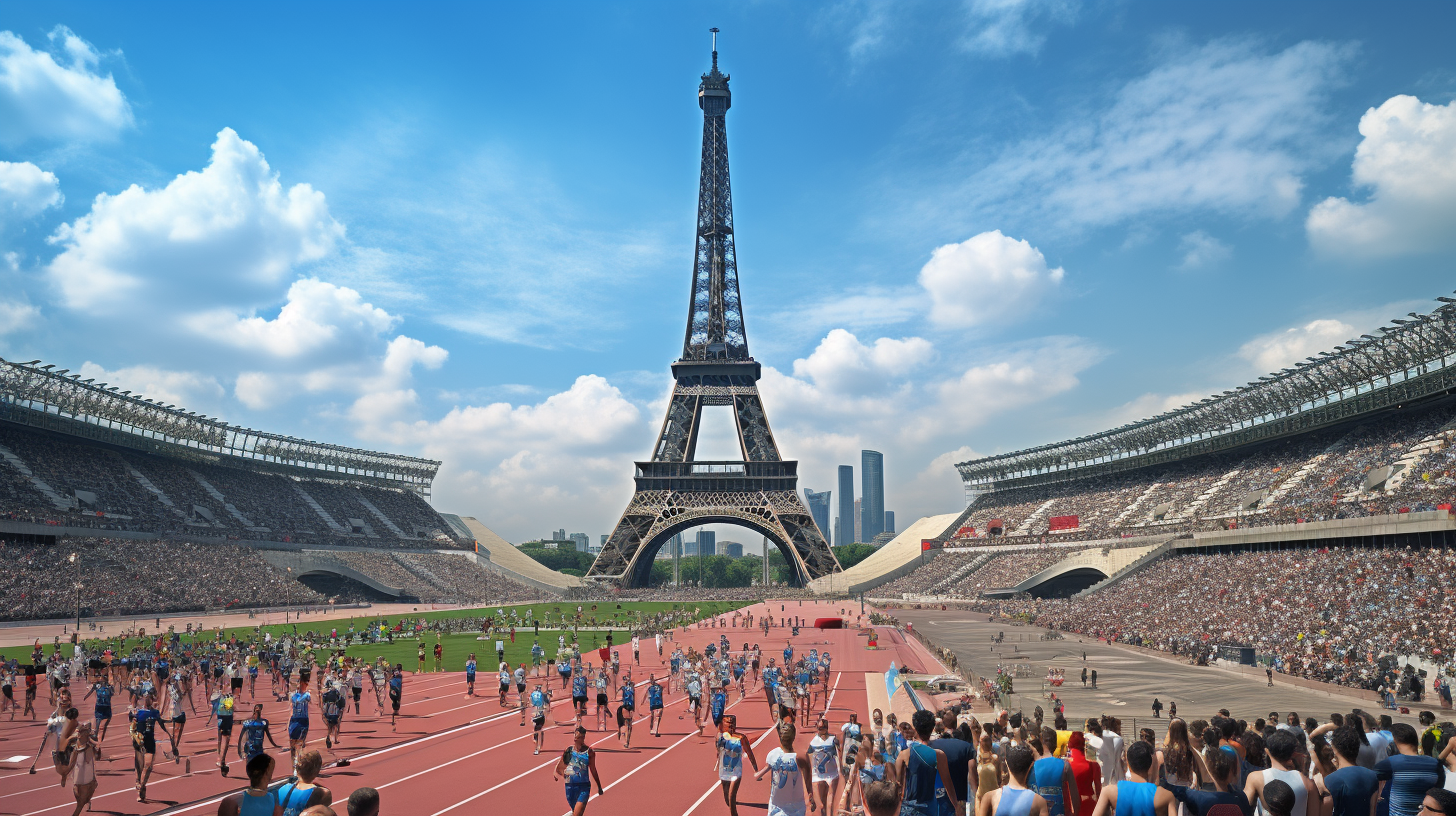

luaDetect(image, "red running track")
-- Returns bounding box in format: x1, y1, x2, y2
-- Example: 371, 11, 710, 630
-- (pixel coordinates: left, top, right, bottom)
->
0, 600, 925, 816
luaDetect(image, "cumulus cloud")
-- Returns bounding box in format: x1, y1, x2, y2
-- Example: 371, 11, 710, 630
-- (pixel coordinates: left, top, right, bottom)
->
790, 329, 934, 396
0, 160, 62, 218
1238, 318, 1355, 374
356, 375, 646, 534
0, 27, 132, 146
948, 38, 1352, 232
47, 127, 344, 313
191, 278, 395, 358
1176, 230, 1231, 270
74, 362, 225, 409
920, 230, 1064, 327
959, 0, 1078, 57
1307, 95, 1456, 258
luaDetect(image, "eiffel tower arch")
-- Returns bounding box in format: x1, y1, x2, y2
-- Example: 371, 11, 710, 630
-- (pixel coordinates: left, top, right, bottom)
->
586, 33, 841, 589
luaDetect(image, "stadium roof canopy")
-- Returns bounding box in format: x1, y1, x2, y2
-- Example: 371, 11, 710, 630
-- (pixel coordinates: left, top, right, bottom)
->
0, 357, 440, 493
957, 294, 1456, 491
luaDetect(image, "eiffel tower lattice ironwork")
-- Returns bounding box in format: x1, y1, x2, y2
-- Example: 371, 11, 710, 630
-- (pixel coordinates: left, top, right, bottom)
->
586, 34, 841, 588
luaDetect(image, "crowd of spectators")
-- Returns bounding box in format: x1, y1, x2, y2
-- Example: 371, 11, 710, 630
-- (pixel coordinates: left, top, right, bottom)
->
945, 401, 1456, 545
0, 536, 323, 620
874, 551, 986, 597
0, 424, 467, 549
981, 545, 1456, 692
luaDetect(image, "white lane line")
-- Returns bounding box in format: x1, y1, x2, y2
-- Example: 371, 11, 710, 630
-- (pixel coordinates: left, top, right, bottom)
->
680, 670, 843, 816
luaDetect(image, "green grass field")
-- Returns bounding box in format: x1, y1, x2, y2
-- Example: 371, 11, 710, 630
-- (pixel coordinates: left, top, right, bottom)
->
346, 629, 636, 674
21, 600, 752, 670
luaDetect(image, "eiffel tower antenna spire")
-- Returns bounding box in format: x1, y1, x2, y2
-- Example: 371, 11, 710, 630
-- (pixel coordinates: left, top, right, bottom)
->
586, 34, 841, 589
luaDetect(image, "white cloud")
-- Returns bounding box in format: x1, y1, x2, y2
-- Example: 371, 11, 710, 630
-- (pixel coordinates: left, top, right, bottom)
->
0, 299, 40, 335
47, 127, 344, 313
191, 278, 395, 358
920, 230, 1064, 327
790, 329, 934, 397
947, 38, 1352, 232
1307, 95, 1456, 258
0, 27, 132, 146
1176, 230, 1231, 269
356, 375, 646, 536
233, 333, 447, 411
1237, 318, 1355, 374
959, 0, 1078, 57
1102, 390, 1211, 427
0, 161, 61, 218
75, 362, 225, 409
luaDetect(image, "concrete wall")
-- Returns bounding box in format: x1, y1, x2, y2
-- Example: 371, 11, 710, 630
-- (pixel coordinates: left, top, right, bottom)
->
257, 550, 405, 597
1184, 509, 1456, 548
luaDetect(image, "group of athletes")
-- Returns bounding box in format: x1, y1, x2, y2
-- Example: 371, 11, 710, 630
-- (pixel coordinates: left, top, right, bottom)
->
14, 633, 410, 809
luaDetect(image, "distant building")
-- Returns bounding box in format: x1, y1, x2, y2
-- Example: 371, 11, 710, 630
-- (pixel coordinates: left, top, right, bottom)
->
804, 488, 832, 539
600, 534, 608, 546
656, 533, 682, 560
697, 530, 716, 556
833, 517, 841, 547
884, 511, 895, 534
569, 532, 589, 552
552, 529, 566, 541
854, 498, 862, 543
543, 541, 559, 549
861, 450, 884, 543
837, 466, 855, 547
723, 541, 743, 558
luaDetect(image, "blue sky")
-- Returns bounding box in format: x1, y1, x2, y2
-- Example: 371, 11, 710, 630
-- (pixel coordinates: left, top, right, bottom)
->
2, 2, 1455, 548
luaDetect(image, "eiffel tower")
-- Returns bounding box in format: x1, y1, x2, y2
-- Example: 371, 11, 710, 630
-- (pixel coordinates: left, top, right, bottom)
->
586, 33, 841, 588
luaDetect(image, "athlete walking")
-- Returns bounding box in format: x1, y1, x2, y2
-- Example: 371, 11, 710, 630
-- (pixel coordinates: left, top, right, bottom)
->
756, 720, 816, 816
716, 714, 761, 816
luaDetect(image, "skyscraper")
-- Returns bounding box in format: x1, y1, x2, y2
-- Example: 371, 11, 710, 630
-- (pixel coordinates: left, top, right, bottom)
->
861, 450, 885, 543
569, 532, 589, 552
697, 530, 716, 556
854, 498, 862, 543
837, 465, 854, 546
884, 511, 895, 534
804, 489, 832, 540
724, 541, 743, 558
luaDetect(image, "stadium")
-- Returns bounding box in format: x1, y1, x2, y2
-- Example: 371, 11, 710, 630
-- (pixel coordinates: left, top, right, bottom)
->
4, 17, 1456, 816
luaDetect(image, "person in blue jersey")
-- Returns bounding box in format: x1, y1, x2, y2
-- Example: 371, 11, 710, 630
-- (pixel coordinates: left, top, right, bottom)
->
784, 642, 795, 667
217, 753, 280, 816
321, 679, 345, 752
764, 659, 781, 720
558, 652, 573, 690
617, 678, 635, 748
716, 714, 761, 816
529, 682, 552, 755
978, 743, 1049, 816
130, 690, 162, 802
553, 726, 605, 816
704, 683, 728, 737
83, 676, 115, 747
1031, 726, 1079, 816
211, 689, 238, 774
387, 665, 403, 730
897, 709, 961, 816
755, 719, 815, 816
1089, 740, 1174, 816
647, 675, 665, 737
464, 653, 477, 698
237, 703, 278, 767
572, 667, 589, 728
286, 678, 311, 771
1371, 723, 1440, 816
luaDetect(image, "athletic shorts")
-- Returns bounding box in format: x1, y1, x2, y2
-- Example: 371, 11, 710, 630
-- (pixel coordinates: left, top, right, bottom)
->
620, 704, 634, 715
2, 687, 10, 698
213, 668, 224, 679
390, 694, 401, 713
288, 719, 309, 741
564, 782, 591, 806
534, 715, 546, 731
650, 701, 662, 711
140, 733, 157, 754
768, 802, 806, 816
517, 684, 526, 693
231, 678, 243, 690
500, 683, 509, 693
689, 695, 700, 707
218, 717, 234, 736
712, 713, 723, 727
325, 715, 340, 725
156, 667, 170, 681
172, 713, 186, 725
573, 695, 586, 706
352, 688, 362, 701
596, 693, 608, 707
95, 707, 111, 721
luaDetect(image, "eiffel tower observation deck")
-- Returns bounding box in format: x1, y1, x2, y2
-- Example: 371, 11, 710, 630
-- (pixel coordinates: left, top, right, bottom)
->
586, 31, 841, 588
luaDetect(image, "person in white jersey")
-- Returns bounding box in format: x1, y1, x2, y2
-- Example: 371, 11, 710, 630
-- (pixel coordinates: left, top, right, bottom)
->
808, 718, 842, 815
756, 719, 816, 816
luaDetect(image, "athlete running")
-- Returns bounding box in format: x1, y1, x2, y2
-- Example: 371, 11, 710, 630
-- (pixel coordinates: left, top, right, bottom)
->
647, 675, 665, 737
464, 654, 477, 698
716, 714, 761, 816
553, 726, 605, 816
